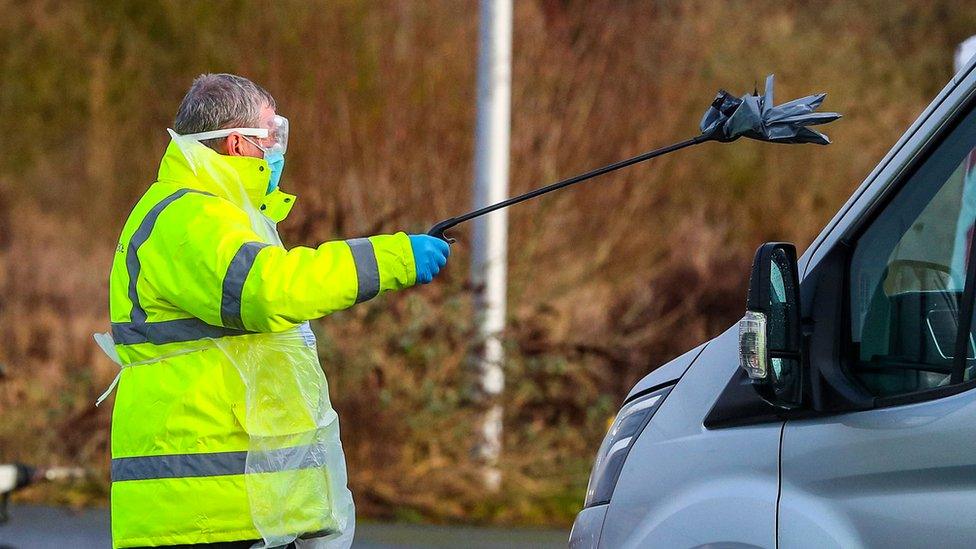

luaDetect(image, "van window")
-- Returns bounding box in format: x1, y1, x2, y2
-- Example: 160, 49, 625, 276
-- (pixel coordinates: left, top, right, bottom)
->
848, 106, 976, 397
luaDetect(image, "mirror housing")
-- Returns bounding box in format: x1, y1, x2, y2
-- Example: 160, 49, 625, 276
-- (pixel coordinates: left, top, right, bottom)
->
739, 242, 803, 409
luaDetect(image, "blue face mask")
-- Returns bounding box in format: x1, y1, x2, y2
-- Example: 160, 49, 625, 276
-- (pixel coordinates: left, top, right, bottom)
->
241, 132, 287, 194
264, 149, 285, 194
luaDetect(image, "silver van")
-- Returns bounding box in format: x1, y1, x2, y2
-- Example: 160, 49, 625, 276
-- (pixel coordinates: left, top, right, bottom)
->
571, 57, 976, 548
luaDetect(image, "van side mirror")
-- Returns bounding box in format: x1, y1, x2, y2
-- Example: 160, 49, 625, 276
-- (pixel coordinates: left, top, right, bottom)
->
739, 242, 803, 409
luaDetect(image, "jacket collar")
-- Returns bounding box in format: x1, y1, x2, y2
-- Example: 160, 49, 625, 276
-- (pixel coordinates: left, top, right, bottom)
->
156, 140, 296, 222
260, 189, 297, 223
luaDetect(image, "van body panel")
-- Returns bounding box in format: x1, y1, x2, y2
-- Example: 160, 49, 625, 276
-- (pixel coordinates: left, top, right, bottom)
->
600, 327, 781, 548
780, 387, 976, 547
568, 504, 608, 549
624, 342, 708, 402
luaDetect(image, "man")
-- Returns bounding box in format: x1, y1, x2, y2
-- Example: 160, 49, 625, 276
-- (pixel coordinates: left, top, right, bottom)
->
103, 73, 450, 548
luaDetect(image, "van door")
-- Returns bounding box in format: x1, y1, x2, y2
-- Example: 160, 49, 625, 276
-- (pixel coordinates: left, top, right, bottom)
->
779, 103, 976, 547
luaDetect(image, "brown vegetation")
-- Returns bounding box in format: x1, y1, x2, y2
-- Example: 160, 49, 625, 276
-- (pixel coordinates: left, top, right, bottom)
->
1, 0, 974, 526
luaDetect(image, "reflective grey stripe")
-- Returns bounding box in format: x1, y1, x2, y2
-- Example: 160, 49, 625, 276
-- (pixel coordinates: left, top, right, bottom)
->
111, 446, 327, 482
126, 189, 204, 324
115, 188, 253, 346
347, 238, 380, 303
111, 318, 250, 346
113, 451, 245, 481
221, 241, 270, 330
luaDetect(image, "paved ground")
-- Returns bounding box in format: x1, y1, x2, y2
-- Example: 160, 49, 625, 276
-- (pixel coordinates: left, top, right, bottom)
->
0, 505, 569, 548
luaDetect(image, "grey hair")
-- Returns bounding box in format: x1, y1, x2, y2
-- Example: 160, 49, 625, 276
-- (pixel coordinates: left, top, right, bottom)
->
173, 73, 276, 150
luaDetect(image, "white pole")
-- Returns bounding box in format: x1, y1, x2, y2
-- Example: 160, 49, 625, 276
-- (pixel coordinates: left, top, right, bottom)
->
471, 0, 512, 492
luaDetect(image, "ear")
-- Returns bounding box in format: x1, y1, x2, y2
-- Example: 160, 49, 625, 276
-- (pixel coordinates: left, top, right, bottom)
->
224, 133, 246, 156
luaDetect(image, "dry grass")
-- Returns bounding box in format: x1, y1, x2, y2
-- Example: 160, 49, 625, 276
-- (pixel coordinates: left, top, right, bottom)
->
1, 0, 974, 526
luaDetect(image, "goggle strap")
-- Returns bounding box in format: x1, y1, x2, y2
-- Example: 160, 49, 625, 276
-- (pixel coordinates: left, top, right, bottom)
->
168, 127, 270, 141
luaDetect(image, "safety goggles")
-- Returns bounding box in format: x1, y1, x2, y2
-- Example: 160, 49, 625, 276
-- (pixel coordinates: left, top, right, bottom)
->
176, 114, 289, 154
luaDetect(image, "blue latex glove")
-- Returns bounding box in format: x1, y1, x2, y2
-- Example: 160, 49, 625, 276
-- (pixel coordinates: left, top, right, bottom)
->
408, 234, 451, 284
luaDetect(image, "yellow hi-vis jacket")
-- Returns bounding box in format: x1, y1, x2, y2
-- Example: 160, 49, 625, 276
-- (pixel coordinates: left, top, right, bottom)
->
107, 141, 416, 547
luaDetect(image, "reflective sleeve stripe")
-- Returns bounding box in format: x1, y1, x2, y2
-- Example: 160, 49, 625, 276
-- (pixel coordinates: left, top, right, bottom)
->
347, 238, 380, 303
111, 318, 251, 346
126, 189, 211, 324
111, 446, 328, 481
221, 241, 270, 330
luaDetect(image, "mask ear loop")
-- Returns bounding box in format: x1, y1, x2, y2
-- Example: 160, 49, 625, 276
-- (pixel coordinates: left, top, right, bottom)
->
240, 135, 270, 155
